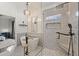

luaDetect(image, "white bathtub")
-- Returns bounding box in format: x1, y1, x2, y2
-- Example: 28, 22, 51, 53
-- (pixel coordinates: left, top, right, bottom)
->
20, 36, 39, 52
28, 38, 39, 52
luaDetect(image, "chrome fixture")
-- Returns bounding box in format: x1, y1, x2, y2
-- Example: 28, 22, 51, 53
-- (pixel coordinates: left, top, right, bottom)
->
24, 2, 30, 15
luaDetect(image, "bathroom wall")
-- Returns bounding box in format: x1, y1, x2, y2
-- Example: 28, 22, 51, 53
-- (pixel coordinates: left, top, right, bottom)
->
0, 16, 12, 33
0, 2, 27, 33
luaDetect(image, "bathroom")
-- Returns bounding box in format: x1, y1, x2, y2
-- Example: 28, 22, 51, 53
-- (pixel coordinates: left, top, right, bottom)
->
0, 2, 78, 56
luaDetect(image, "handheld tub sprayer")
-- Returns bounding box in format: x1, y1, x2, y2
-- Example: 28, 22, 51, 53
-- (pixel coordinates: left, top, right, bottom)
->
56, 24, 75, 56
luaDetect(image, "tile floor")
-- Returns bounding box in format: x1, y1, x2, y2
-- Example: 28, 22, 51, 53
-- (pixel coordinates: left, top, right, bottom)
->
38, 48, 67, 56
12, 45, 42, 56
12, 45, 67, 56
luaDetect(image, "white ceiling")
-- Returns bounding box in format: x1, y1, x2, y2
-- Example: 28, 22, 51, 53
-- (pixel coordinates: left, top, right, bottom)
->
42, 2, 64, 10
28, 2, 64, 11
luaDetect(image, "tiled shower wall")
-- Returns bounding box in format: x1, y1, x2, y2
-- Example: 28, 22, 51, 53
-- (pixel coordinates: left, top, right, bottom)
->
58, 3, 78, 55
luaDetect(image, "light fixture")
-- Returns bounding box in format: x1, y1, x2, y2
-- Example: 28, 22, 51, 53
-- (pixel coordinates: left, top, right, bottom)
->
24, 2, 30, 15
67, 11, 70, 15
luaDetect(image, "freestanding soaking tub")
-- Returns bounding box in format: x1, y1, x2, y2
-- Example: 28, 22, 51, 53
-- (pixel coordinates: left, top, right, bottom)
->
20, 36, 39, 52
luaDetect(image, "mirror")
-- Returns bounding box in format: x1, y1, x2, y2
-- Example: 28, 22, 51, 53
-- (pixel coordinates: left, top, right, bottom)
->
0, 14, 15, 40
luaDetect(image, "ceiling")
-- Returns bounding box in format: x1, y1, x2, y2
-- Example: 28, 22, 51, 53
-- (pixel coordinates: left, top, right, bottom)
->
28, 2, 64, 11
42, 2, 64, 10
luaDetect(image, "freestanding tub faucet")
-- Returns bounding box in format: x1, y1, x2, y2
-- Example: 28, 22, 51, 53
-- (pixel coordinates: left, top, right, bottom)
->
56, 24, 75, 56
24, 36, 28, 55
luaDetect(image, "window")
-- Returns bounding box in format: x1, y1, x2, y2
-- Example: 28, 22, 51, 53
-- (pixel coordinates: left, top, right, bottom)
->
46, 14, 62, 22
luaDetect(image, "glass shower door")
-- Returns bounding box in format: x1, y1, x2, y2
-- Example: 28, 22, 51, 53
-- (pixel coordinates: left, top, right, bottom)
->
41, 2, 69, 56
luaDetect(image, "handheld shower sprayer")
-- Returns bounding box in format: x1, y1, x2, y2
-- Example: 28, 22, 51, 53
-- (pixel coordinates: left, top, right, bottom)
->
68, 23, 74, 56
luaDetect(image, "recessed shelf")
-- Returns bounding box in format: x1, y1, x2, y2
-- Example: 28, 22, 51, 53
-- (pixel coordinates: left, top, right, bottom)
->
19, 24, 28, 26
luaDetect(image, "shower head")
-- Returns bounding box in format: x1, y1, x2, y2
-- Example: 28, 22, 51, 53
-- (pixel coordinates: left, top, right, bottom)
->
68, 24, 72, 28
